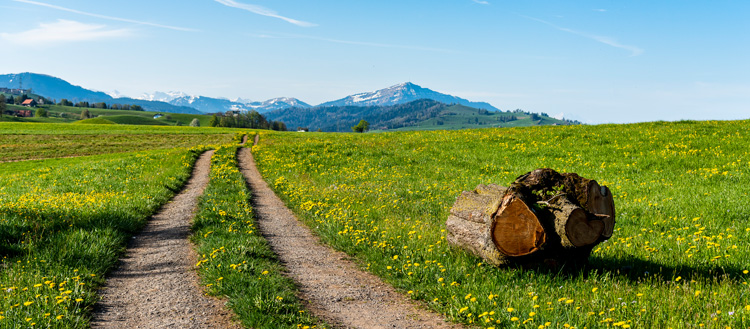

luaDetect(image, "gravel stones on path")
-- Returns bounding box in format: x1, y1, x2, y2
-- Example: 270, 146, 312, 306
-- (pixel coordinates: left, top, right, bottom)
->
237, 147, 464, 329
91, 150, 240, 329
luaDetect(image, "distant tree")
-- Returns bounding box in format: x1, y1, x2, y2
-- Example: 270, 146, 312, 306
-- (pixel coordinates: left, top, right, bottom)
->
80, 109, 90, 120
59, 99, 73, 106
530, 113, 541, 121
189, 118, 200, 127
16, 94, 28, 105
93, 102, 108, 109
35, 107, 49, 118
0, 95, 5, 118
7, 96, 14, 105
130, 105, 144, 111
352, 119, 370, 133
270, 121, 287, 131
209, 114, 219, 127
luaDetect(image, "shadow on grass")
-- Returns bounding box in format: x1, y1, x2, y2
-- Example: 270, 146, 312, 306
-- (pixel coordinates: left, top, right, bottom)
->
522, 253, 746, 284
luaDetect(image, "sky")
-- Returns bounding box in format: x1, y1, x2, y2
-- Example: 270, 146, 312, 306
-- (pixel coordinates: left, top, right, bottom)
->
1, 0, 748, 124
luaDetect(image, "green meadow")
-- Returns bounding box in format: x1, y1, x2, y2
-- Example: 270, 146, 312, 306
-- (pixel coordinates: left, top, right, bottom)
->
1, 120, 749, 328
253, 120, 750, 328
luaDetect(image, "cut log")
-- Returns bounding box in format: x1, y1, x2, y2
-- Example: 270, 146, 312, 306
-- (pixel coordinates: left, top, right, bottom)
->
547, 195, 604, 248
446, 168, 616, 268
491, 196, 545, 256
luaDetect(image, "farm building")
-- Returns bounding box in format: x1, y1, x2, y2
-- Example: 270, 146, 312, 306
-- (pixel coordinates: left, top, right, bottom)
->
15, 109, 33, 117
21, 99, 37, 107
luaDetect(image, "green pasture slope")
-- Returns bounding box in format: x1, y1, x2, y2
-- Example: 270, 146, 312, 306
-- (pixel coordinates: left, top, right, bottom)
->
1, 104, 212, 127
387, 104, 571, 131
254, 120, 750, 328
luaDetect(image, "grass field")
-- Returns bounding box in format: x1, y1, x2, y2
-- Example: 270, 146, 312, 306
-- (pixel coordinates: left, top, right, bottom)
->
0, 146, 208, 327
253, 120, 750, 328
2, 119, 748, 328
0, 122, 236, 162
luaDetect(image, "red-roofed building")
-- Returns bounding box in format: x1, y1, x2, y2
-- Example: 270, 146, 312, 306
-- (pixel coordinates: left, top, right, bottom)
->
21, 99, 37, 107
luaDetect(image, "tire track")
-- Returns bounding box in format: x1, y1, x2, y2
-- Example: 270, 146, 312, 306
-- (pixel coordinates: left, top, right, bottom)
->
92, 150, 240, 329
237, 143, 464, 329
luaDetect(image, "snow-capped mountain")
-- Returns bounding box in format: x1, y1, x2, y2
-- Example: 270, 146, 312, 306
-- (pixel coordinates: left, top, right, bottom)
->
316, 82, 499, 111
158, 94, 310, 113
248, 97, 311, 111
138, 91, 190, 103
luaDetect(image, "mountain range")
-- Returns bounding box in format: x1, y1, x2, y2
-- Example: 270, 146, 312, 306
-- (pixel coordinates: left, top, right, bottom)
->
0, 73, 503, 115
318, 82, 499, 111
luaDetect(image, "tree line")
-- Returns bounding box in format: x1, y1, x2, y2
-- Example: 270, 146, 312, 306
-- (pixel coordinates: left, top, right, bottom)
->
57, 99, 144, 111
209, 110, 287, 131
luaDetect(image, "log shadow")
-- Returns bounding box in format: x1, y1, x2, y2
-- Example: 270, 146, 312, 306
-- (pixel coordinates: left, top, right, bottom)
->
523, 254, 746, 284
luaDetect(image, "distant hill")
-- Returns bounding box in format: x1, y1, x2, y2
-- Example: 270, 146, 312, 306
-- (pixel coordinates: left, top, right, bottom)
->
0, 73, 111, 102
265, 99, 575, 132
318, 82, 499, 111
0, 73, 202, 114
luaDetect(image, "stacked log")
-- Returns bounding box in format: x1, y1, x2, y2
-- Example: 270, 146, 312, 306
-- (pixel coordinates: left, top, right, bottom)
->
446, 168, 615, 267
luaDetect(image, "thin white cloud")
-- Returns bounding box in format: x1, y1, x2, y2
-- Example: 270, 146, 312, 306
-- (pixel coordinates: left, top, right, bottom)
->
593, 9, 607, 12
250, 32, 457, 53
0, 19, 131, 45
215, 0, 316, 27
12, 0, 196, 32
472, 0, 490, 5
520, 14, 644, 56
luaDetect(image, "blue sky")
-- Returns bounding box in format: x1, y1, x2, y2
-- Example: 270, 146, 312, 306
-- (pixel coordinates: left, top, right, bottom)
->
1, 0, 748, 123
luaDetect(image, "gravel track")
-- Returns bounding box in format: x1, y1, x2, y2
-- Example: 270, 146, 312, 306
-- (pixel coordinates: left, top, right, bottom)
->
91, 150, 240, 329
238, 145, 464, 329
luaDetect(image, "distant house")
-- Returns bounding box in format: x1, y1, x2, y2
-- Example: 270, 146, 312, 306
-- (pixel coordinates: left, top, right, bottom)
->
16, 109, 33, 117
21, 99, 37, 107
153, 114, 163, 119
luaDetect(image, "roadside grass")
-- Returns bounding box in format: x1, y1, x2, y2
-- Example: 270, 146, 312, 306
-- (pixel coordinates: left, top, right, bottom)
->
191, 142, 324, 329
0, 147, 208, 328
253, 120, 750, 328
0, 122, 237, 162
